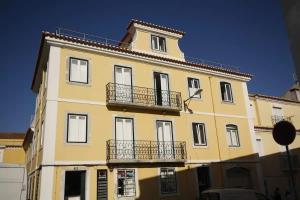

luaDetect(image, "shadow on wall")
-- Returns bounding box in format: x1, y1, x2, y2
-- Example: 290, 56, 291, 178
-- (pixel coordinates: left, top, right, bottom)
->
108, 147, 300, 200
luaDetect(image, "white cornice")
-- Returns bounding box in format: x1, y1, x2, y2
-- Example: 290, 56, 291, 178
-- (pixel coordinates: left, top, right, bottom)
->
45, 37, 251, 82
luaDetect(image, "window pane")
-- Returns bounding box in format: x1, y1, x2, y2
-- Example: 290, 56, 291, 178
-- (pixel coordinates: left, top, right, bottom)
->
70, 58, 88, 83
68, 115, 78, 142
192, 123, 199, 145
160, 168, 177, 194
159, 37, 166, 52
199, 124, 206, 145
188, 78, 193, 88
152, 36, 158, 50
78, 116, 87, 142
117, 169, 135, 197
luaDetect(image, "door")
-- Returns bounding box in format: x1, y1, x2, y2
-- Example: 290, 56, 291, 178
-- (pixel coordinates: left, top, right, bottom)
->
97, 170, 107, 200
64, 171, 86, 200
115, 66, 132, 102
197, 166, 211, 197
115, 118, 134, 159
156, 121, 174, 159
154, 72, 170, 106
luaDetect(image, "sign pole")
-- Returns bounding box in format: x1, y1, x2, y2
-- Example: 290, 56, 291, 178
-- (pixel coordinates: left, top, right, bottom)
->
285, 145, 298, 200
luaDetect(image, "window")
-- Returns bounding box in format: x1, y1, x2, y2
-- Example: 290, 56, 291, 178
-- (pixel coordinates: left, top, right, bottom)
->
69, 57, 88, 84
117, 169, 136, 197
226, 124, 240, 147
220, 82, 233, 102
64, 171, 86, 200
40, 121, 45, 147
192, 123, 207, 146
0, 147, 4, 162
151, 35, 166, 52
160, 168, 177, 194
67, 114, 88, 143
188, 78, 200, 98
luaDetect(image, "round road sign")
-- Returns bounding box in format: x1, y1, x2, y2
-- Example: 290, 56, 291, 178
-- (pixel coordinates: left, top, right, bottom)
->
272, 120, 296, 146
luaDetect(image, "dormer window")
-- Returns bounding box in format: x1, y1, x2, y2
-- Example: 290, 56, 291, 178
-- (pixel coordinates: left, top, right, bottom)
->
151, 35, 166, 52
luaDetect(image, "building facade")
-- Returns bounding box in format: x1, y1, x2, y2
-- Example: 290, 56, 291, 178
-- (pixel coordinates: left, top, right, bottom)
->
24, 20, 262, 200
0, 132, 26, 200
249, 94, 300, 199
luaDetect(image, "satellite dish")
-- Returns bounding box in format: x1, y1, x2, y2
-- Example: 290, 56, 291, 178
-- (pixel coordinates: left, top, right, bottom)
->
272, 120, 296, 146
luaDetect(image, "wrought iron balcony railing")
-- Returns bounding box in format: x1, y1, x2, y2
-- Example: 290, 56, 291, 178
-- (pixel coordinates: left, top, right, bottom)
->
106, 83, 182, 111
271, 115, 292, 125
106, 140, 187, 163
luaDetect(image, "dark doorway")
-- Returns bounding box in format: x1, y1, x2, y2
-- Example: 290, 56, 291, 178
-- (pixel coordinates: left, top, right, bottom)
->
197, 166, 211, 196
64, 170, 86, 200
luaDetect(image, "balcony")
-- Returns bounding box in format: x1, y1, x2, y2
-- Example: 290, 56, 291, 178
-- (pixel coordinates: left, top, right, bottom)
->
106, 83, 182, 111
271, 115, 292, 125
106, 140, 187, 163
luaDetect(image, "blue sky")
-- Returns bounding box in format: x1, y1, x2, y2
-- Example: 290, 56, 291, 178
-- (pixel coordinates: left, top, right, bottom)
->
0, 0, 295, 132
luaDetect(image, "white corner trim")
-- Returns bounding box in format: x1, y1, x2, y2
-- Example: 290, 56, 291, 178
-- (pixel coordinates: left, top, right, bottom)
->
242, 82, 258, 154
39, 166, 54, 200
43, 46, 61, 165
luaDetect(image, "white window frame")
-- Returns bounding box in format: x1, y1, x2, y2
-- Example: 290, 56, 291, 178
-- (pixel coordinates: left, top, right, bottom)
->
67, 114, 88, 143
0, 146, 4, 162
117, 169, 136, 197
226, 124, 240, 147
188, 77, 201, 98
151, 35, 167, 52
220, 82, 233, 102
192, 123, 207, 146
160, 168, 177, 194
69, 57, 89, 84
40, 120, 45, 147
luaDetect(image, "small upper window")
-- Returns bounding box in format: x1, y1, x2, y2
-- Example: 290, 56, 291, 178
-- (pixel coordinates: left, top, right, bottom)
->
192, 123, 207, 146
67, 114, 88, 143
69, 58, 88, 84
220, 82, 233, 102
188, 78, 200, 98
226, 124, 240, 147
151, 35, 166, 52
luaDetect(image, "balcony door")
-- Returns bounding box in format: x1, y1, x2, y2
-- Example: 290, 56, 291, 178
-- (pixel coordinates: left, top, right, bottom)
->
154, 72, 170, 106
115, 117, 134, 159
115, 66, 132, 102
156, 121, 174, 159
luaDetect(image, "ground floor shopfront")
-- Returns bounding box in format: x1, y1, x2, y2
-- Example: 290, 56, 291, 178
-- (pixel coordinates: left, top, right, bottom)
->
27, 160, 262, 200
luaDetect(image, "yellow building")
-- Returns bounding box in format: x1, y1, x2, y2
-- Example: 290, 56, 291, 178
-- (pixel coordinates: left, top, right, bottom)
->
0, 132, 27, 200
0, 132, 25, 164
24, 20, 262, 200
249, 93, 300, 198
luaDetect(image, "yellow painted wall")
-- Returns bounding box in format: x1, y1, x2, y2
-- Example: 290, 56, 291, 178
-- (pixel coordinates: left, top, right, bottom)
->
53, 47, 253, 163
0, 138, 25, 164
131, 28, 184, 59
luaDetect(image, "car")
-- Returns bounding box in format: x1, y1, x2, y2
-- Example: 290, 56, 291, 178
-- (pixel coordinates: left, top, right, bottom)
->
201, 188, 269, 200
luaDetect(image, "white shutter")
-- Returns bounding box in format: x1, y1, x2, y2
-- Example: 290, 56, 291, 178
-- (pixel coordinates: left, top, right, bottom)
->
157, 122, 164, 142
124, 119, 133, 141
78, 116, 87, 142
70, 59, 80, 82
115, 118, 123, 141
68, 115, 78, 142
115, 67, 123, 85
160, 74, 169, 106
79, 60, 88, 83
123, 68, 131, 86
163, 122, 172, 142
